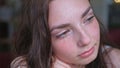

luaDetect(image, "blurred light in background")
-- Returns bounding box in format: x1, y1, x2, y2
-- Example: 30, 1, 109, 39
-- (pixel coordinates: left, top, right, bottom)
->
114, 0, 120, 3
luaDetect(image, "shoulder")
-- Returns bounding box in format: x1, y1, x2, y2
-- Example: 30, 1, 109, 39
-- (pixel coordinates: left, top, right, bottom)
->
11, 56, 27, 68
104, 47, 120, 68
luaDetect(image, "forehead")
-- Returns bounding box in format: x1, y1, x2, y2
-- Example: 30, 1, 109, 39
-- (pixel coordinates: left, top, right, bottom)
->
49, 0, 90, 17
49, 0, 90, 8
48, 0, 90, 28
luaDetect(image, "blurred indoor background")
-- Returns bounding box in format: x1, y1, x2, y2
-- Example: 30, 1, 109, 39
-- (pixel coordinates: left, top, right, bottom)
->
0, 0, 120, 68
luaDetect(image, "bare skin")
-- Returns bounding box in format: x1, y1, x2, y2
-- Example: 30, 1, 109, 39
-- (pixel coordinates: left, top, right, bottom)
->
10, 0, 120, 68
49, 0, 100, 67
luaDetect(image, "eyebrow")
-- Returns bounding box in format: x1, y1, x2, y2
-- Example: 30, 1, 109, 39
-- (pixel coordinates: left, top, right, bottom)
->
50, 24, 70, 32
81, 6, 91, 18
50, 6, 91, 32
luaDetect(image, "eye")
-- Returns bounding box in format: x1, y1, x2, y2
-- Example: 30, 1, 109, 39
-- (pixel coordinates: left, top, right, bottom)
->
83, 15, 94, 24
55, 29, 70, 38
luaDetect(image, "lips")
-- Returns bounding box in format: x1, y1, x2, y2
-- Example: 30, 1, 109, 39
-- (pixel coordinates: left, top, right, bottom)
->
79, 46, 95, 58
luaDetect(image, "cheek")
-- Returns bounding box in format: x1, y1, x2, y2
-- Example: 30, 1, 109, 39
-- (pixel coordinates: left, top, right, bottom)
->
51, 36, 77, 57
53, 41, 70, 52
87, 18, 100, 40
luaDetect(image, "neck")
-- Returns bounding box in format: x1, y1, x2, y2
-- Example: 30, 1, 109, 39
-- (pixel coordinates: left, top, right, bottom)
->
52, 57, 85, 68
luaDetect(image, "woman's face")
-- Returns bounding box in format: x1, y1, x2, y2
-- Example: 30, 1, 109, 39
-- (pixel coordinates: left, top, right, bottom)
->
49, 0, 100, 66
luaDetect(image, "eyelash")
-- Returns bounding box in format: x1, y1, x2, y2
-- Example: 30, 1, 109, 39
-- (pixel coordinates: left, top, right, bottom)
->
55, 29, 70, 38
54, 16, 94, 39
84, 15, 94, 24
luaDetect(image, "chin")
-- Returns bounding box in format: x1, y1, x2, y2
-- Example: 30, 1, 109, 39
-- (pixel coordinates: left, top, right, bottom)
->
80, 53, 98, 65
86, 53, 98, 64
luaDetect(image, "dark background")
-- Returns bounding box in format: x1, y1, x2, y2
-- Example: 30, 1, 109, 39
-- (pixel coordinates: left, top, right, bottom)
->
0, 0, 120, 68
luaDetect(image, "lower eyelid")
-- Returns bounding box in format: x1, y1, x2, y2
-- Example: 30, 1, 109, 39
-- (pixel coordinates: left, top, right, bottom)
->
56, 29, 71, 38
86, 16, 94, 21
57, 30, 67, 35
88, 15, 94, 19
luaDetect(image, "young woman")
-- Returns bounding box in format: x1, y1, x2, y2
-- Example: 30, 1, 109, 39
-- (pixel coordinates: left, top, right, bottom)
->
11, 0, 120, 68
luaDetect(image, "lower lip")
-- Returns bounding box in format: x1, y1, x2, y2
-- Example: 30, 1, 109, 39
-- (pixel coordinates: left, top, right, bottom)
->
79, 46, 95, 58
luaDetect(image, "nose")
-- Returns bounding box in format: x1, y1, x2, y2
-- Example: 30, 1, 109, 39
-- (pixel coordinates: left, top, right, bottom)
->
76, 26, 91, 47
